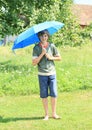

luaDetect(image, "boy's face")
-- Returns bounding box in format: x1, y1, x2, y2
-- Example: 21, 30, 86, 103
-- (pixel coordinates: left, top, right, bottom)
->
39, 34, 48, 42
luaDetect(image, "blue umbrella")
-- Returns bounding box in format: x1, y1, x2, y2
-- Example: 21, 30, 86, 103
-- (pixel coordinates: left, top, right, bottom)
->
12, 21, 64, 50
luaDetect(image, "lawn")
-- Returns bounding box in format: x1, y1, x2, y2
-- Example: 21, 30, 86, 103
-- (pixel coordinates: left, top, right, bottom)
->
0, 43, 92, 95
0, 90, 92, 130
0, 43, 92, 129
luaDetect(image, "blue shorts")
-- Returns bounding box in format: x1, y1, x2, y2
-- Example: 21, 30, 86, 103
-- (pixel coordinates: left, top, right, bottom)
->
38, 75, 57, 98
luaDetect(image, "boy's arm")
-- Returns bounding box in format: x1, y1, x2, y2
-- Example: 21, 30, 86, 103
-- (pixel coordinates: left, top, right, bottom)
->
45, 43, 61, 61
45, 53, 61, 61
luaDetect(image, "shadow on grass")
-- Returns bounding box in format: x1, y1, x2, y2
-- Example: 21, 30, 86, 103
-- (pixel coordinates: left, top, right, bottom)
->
0, 116, 43, 123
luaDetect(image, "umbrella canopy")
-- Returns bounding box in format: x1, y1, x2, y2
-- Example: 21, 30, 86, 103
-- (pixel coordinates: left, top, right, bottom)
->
12, 21, 64, 50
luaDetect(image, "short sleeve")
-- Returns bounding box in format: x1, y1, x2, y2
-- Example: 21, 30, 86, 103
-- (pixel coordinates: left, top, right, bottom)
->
32, 46, 39, 59
51, 43, 60, 56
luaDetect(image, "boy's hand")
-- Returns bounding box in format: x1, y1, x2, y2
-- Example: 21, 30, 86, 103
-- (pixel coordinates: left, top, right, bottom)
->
32, 58, 39, 65
45, 53, 53, 60
45, 53, 61, 61
42, 47, 46, 55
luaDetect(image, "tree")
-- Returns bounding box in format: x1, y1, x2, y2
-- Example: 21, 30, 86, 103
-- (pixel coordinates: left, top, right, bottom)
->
0, 0, 88, 46
0, 0, 55, 37
0, 0, 34, 37
51, 0, 84, 46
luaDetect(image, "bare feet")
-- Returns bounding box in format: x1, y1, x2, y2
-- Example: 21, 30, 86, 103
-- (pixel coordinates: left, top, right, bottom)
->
43, 115, 49, 120
43, 115, 61, 120
52, 114, 61, 119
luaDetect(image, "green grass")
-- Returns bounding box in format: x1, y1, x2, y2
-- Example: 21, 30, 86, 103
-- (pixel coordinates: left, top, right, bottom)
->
0, 43, 92, 95
0, 90, 92, 130
56, 43, 92, 91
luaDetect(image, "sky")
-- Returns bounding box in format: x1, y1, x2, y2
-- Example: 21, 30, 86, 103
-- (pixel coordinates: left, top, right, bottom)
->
74, 0, 92, 5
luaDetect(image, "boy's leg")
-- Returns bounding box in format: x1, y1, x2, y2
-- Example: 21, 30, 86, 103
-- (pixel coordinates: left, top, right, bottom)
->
49, 75, 60, 119
51, 97, 57, 117
38, 75, 49, 120
38, 75, 48, 99
51, 97, 60, 119
42, 98, 49, 120
49, 74, 57, 116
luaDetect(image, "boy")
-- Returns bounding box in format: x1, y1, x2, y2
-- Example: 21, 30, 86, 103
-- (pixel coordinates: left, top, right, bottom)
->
32, 30, 61, 120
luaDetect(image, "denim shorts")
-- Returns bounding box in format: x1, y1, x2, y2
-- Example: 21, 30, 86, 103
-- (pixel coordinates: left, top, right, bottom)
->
38, 75, 57, 98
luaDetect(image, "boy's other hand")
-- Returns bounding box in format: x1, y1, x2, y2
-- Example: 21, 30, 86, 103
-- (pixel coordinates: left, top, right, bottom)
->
45, 53, 53, 60
42, 47, 46, 55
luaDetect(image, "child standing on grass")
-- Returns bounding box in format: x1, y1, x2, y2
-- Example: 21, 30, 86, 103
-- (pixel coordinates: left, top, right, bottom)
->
32, 30, 61, 120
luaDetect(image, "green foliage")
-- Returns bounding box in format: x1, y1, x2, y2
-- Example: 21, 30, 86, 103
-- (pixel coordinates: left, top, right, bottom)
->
0, 43, 92, 96
80, 23, 92, 40
0, 0, 55, 37
51, 0, 84, 46
0, 0, 91, 46
0, 0, 35, 36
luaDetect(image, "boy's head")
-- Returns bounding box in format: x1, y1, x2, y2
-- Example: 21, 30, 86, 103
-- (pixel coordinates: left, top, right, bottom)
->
38, 30, 50, 38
